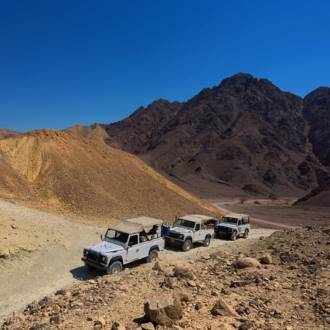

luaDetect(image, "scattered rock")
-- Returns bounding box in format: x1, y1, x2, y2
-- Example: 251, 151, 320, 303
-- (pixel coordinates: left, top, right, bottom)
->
140, 322, 155, 330
144, 296, 183, 326
210, 297, 239, 317
233, 257, 261, 269
94, 317, 106, 329
173, 266, 195, 280
195, 302, 203, 310
152, 261, 164, 272
49, 314, 60, 325
0, 248, 10, 259
259, 254, 273, 264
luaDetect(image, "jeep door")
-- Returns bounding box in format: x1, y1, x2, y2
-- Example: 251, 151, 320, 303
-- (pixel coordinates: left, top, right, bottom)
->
237, 220, 244, 235
194, 223, 203, 242
137, 232, 151, 258
126, 234, 140, 263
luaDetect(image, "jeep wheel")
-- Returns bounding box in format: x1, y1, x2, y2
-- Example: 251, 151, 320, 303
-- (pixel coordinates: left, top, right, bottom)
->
243, 229, 249, 239
182, 239, 192, 252
107, 261, 123, 275
147, 249, 158, 263
230, 231, 237, 241
204, 236, 211, 247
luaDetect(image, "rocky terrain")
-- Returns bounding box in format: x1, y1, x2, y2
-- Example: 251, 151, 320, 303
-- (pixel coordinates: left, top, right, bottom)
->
102, 74, 330, 204
303, 87, 330, 168
1, 225, 329, 330
0, 129, 219, 222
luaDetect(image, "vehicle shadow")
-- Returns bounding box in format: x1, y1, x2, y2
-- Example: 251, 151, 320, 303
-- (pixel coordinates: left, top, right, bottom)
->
70, 266, 100, 281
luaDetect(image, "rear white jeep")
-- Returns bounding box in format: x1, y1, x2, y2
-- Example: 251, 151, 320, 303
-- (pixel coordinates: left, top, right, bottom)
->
82, 217, 164, 274
165, 214, 216, 251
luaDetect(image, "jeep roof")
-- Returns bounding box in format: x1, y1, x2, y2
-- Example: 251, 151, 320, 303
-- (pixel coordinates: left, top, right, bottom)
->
179, 214, 216, 224
223, 213, 249, 220
111, 216, 163, 234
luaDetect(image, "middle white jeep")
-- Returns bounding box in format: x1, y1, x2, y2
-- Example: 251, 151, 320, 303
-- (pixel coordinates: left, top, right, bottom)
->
165, 214, 216, 251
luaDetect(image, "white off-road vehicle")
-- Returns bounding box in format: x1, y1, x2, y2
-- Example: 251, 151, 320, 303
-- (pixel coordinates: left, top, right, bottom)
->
82, 217, 164, 274
165, 214, 216, 251
215, 213, 251, 240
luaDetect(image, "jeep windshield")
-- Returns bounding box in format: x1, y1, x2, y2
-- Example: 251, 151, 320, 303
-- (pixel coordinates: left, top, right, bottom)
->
105, 229, 129, 245
223, 217, 238, 224
174, 218, 195, 229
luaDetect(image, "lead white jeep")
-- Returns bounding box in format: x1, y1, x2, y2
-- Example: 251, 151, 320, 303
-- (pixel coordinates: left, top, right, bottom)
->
165, 214, 217, 251
82, 217, 164, 274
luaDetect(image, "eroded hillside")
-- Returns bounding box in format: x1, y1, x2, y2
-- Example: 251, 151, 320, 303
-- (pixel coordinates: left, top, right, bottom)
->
0, 130, 220, 223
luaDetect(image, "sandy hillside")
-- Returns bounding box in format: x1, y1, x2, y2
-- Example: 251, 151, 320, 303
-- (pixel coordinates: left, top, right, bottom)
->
0, 130, 220, 224
1, 225, 329, 330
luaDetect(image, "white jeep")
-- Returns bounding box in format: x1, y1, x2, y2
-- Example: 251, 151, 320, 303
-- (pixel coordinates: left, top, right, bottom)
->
165, 214, 216, 251
82, 217, 164, 274
215, 213, 251, 240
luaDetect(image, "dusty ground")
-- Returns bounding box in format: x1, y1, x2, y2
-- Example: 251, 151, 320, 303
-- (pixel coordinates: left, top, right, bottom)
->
210, 197, 330, 228
0, 199, 101, 320
1, 225, 329, 330
0, 199, 272, 324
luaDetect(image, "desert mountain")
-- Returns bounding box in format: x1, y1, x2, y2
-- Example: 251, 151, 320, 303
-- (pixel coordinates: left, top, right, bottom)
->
0, 129, 17, 139
104, 74, 323, 198
0, 130, 219, 222
293, 87, 330, 207
303, 87, 330, 168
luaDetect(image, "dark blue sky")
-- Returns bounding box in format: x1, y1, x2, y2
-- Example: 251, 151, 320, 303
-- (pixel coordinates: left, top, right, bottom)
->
1, 0, 330, 131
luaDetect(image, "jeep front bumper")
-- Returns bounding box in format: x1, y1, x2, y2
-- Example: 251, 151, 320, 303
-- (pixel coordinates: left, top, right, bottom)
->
82, 257, 108, 270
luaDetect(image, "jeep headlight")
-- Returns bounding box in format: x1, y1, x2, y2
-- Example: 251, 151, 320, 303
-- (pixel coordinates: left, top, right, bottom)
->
101, 255, 107, 263
83, 249, 88, 256
179, 234, 184, 239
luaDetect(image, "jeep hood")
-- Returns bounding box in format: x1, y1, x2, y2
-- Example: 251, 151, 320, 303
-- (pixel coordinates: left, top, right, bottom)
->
170, 226, 193, 234
217, 223, 237, 230
86, 241, 124, 254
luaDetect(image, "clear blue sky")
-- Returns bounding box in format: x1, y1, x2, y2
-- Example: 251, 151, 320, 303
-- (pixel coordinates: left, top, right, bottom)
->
1, 0, 330, 131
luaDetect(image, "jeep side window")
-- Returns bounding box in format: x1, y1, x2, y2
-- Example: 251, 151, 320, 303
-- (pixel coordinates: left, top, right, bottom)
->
128, 234, 138, 247
195, 224, 200, 231
238, 220, 242, 226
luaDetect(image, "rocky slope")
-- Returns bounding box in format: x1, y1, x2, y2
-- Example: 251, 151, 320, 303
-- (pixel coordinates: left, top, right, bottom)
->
2, 225, 329, 329
303, 87, 330, 168
0, 129, 219, 222
104, 74, 324, 198
294, 87, 330, 207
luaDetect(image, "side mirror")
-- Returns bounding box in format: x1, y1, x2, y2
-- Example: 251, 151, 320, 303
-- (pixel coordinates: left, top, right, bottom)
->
100, 234, 103, 241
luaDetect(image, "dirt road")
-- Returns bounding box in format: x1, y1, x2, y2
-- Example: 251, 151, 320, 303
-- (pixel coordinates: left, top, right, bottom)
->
210, 199, 296, 229
0, 199, 275, 322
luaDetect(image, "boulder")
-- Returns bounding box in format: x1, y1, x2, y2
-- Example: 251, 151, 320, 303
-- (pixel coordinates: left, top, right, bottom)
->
233, 257, 261, 269
94, 317, 106, 329
173, 266, 195, 280
141, 322, 155, 330
111, 321, 125, 330
144, 296, 183, 326
211, 297, 239, 317
259, 254, 273, 265
0, 248, 10, 259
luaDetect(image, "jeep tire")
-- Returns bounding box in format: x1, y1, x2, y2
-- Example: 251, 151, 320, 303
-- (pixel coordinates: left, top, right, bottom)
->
147, 249, 158, 263
107, 260, 123, 275
243, 229, 249, 239
204, 235, 211, 247
230, 231, 237, 241
182, 239, 192, 252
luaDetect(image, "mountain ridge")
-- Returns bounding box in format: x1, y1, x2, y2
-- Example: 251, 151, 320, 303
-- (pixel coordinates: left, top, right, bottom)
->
103, 73, 328, 200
